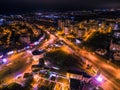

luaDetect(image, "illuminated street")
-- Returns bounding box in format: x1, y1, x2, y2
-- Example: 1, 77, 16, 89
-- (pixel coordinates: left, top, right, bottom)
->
55, 33, 120, 90
0, 51, 32, 84
0, 2, 120, 89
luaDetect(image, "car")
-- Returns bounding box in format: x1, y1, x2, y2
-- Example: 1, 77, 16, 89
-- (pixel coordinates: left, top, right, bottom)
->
7, 51, 14, 56
16, 74, 22, 79
32, 68, 40, 73
39, 70, 48, 75
50, 76, 56, 81
32, 49, 45, 55
31, 64, 41, 68
0, 54, 3, 59
44, 66, 51, 70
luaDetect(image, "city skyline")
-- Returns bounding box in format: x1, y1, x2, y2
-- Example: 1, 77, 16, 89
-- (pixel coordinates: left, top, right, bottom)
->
0, 0, 120, 90
0, 0, 120, 13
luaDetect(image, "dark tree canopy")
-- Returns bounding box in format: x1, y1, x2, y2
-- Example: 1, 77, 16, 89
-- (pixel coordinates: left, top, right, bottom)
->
45, 49, 83, 71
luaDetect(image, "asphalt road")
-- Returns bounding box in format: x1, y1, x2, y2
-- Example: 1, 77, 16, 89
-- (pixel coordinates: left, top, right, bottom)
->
1, 28, 119, 90
55, 33, 120, 90
0, 51, 33, 84
0, 31, 46, 85
0, 30, 57, 87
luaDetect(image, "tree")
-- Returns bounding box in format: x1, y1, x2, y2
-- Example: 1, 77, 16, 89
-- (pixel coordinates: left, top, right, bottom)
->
2, 82, 23, 90
45, 49, 83, 72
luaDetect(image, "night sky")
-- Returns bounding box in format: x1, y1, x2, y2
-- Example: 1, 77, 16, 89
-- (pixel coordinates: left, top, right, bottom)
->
0, 0, 120, 13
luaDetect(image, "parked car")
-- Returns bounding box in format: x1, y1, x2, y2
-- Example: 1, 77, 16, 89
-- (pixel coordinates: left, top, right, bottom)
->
32, 49, 45, 55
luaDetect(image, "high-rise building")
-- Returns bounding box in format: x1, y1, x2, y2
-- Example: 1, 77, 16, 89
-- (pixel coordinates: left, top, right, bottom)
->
110, 30, 120, 60
73, 26, 79, 34
64, 26, 69, 35
65, 19, 71, 26
77, 29, 85, 38
114, 23, 119, 30
69, 25, 74, 32
58, 20, 64, 30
